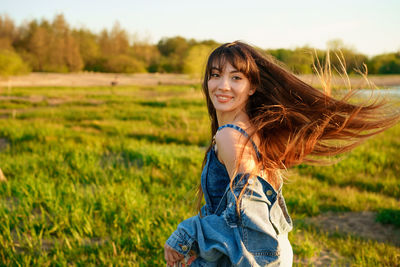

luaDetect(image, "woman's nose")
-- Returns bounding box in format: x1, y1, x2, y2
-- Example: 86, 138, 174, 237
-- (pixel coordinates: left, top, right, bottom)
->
218, 77, 230, 90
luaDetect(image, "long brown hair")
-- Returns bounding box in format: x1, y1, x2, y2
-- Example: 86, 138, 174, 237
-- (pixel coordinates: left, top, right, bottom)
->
196, 41, 399, 214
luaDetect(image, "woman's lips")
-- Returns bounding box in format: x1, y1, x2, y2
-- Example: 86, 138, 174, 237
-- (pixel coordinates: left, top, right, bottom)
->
216, 94, 233, 103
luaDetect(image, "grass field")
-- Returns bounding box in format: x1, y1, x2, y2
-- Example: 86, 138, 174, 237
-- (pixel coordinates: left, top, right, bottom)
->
0, 83, 399, 266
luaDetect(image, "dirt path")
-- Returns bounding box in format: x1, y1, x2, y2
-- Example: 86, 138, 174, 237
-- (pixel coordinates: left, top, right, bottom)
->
0, 73, 200, 87
1, 72, 400, 88
295, 211, 400, 266
305, 211, 400, 246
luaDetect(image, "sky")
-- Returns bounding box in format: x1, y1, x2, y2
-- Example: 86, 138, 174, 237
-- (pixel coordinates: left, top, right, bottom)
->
1, 0, 400, 57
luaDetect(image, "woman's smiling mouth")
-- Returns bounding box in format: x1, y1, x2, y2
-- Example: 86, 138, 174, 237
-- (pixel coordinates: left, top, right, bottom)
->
216, 94, 233, 103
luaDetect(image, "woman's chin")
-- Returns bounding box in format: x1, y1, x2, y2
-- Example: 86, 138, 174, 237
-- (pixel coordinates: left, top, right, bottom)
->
214, 105, 232, 112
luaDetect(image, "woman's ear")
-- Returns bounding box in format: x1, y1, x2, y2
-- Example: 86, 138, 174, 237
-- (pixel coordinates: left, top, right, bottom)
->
249, 89, 255, 96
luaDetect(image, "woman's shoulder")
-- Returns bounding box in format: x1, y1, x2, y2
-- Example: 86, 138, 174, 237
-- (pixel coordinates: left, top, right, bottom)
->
215, 123, 260, 153
214, 123, 259, 176
214, 127, 239, 166
215, 125, 242, 145
214, 123, 251, 156
215, 122, 254, 141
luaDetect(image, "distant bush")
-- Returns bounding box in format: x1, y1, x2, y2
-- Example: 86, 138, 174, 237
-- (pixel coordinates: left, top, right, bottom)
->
103, 55, 147, 73
376, 209, 400, 227
267, 48, 314, 74
84, 57, 108, 72
0, 49, 30, 77
368, 53, 400, 74
157, 36, 190, 73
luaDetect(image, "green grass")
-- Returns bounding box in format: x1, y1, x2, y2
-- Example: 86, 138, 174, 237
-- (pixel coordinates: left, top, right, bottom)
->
0, 85, 399, 266
376, 209, 400, 227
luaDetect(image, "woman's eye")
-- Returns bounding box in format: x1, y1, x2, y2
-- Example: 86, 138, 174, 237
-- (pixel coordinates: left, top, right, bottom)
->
210, 73, 219, 78
232, 76, 242, 80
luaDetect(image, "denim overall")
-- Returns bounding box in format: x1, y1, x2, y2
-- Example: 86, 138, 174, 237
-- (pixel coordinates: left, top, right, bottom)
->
166, 124, 293, 266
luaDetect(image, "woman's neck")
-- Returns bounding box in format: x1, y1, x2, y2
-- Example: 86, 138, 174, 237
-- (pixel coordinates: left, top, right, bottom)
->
216, 109, 249, 127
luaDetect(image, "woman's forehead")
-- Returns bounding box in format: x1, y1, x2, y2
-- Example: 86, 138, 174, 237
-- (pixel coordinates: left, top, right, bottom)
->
208, 52, 251, 75
210, 57, 245, 71
211, 62, 238, 72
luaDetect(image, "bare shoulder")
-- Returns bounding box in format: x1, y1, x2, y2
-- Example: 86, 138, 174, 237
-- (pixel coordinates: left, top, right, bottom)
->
215, 127, 240, 157
215, 126, 249, 150
214, 126, 257, 178
215, 124, 257, 150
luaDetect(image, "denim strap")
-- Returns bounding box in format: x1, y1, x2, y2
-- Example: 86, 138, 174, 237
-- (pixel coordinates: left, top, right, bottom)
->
217, 124, 261, 160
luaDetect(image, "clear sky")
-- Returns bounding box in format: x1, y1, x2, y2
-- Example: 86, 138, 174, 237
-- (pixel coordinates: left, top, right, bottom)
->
2, 0, 399, 57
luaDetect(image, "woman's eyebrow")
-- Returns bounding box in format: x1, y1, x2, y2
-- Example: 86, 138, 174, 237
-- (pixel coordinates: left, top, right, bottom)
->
210, 67, 240, 73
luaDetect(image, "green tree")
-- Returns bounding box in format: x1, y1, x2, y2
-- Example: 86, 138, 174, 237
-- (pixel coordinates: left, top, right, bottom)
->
72, 29, 100, 70
157, 36, 188, 57
46, 14, 82, 72
0, 49, 30, 77
287, 47, 314, 74
157, 36, 189, 72
28, 24, 50, 70
98, 29, 112, 56
64, 34, 83, 71
18, 15, 82, 72
183, 44, 215, 77
99, 22, 130, 57
267, 48, 292, 63
0, 14, 15, 50
326, 38, 368, 74
95, 22, 146, 73
368, 53, 400, 74
110, 22, 129, 55
104, 54, 146, 73
267, 47, 314, 74
131, 42, 160, 72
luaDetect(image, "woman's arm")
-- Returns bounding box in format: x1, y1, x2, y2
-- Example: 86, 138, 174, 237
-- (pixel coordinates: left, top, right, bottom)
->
165, 182, 245, 263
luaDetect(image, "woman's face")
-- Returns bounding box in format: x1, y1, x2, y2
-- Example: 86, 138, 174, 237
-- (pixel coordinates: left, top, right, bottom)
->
208, 62, 254, 114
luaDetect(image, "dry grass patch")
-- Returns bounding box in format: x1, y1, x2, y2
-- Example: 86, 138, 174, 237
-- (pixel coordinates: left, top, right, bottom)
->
305, 211, 400, 246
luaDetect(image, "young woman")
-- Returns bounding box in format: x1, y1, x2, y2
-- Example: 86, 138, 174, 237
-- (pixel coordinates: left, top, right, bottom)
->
164, 41, 398, 266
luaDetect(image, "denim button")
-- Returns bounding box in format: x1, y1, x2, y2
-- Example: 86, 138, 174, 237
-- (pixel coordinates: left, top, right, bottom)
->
266, 190, 273, 196
181, 245, 188, 251
248, 178, 254, 185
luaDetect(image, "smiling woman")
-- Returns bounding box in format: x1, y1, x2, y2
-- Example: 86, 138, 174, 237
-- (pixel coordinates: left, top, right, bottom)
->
208, 63, 255, 115
164, 41, 399, 266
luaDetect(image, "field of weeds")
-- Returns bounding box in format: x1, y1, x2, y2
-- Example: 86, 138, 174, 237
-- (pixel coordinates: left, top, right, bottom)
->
0, 83, 399, 266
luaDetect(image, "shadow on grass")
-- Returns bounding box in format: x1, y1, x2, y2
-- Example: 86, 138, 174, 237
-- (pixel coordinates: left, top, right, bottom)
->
301, 171, 400, 199
0, 137, 9, 151
376, 208, 400, 228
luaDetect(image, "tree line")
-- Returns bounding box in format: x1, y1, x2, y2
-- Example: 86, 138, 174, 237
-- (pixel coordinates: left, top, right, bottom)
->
1, 14, 399, 77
